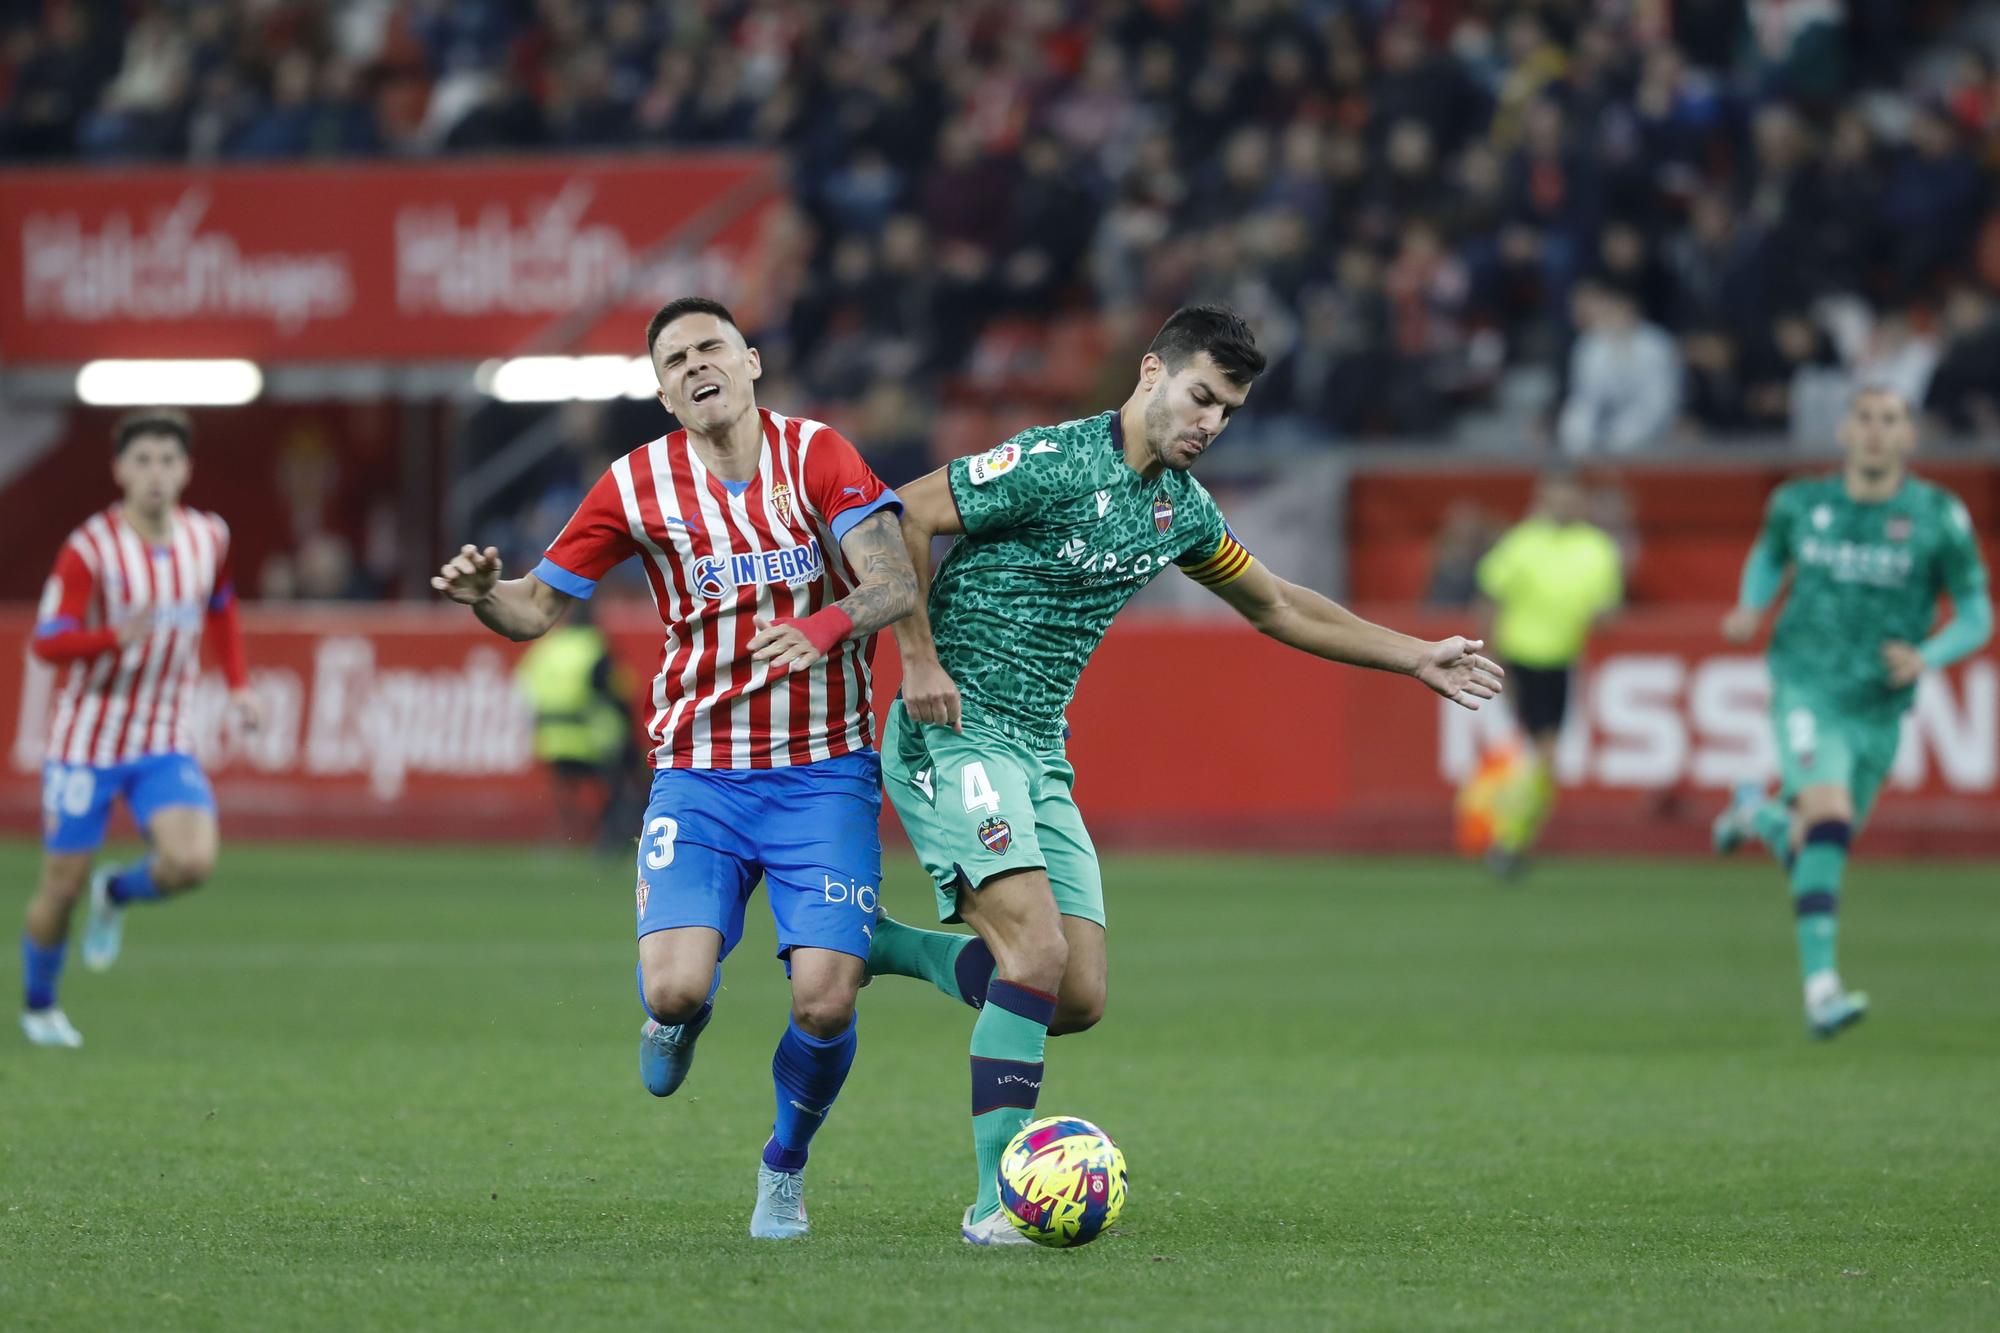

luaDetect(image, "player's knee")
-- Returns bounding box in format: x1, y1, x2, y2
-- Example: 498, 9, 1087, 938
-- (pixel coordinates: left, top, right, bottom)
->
1050, 990, 1104, 1036
790, 991, 858, 1040
152, 848, 215, 891
642, 976, 710, 1026
38, 857, 92, 906
995, 920, 1068, 992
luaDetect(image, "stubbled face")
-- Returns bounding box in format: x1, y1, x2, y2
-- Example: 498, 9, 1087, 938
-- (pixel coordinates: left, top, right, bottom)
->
1838, 390, 1917, 480
113, 434, 191, 513
653, 313, 761, 435
1138, 350, 1248, 472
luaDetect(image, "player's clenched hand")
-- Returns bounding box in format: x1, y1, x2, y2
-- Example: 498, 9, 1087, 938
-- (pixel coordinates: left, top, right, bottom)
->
1416, 636, 1504, 711
1882, 640, 1925, 688
114, 614, 153, 649
749, 617, 827, 674
431, 545, 503, 604
228, 687, 265, 735
1720, 606, 1761, 644
902, 656, 962, 732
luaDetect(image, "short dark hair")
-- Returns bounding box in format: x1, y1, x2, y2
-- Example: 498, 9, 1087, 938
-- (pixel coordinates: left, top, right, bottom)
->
645, 297, 741, 361
1146, 303, 1267, 385
112, 409, 193, 457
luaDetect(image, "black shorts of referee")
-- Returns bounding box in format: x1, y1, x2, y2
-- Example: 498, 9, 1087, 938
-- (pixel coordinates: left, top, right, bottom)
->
1503, 662, 1572, 738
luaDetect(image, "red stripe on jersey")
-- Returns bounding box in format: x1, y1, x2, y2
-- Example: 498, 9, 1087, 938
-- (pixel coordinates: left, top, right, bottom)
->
666, 442, 721, 768
775, 419, 817, 767
737, 415, 788, 768
620, 448, 682, 766
630, 441, 700, 769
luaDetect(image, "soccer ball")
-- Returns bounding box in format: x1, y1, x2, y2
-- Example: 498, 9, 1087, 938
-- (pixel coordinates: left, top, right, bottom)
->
996, 1115, 1127, 1248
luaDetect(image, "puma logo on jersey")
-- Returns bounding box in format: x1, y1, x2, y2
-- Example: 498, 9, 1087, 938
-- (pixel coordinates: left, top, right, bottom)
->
1095, 490, 1111, 518
1028, 441, 1062, 455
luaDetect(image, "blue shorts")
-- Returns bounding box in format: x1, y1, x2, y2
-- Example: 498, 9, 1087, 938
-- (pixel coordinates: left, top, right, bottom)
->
42, 753, 217, 854
635, 751, 883, 963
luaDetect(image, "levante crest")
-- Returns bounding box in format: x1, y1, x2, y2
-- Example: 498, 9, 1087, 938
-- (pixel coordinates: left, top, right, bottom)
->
1153, 497, 1174, 533
978, 816, 1013, 854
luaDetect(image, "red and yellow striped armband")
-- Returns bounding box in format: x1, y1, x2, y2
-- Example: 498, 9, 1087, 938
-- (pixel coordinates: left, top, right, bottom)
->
1177, 530, 1255, 588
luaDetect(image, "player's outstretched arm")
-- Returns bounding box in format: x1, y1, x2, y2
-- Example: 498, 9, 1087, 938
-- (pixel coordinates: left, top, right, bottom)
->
748, 510, 918, 672
886, 467, 967, 730
432, 544, 572, 641
1210, 560, 1504, 710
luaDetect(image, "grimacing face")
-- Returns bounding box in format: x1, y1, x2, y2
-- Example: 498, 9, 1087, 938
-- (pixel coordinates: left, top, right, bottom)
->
113, 434, 192, 515
653, 313, 762, 435
1139, 351, 1247, 472
1837, 390, 1917, 480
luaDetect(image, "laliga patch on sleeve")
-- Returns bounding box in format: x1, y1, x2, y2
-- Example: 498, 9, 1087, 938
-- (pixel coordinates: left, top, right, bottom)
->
967, 441, 1022, 486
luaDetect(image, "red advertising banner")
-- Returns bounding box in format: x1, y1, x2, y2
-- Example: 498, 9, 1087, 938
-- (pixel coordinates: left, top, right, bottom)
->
0, 155, 780, 363
2, 607, 1995, 853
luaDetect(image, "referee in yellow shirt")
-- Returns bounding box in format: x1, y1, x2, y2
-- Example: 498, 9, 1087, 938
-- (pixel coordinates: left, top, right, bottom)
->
1475, 472, 1624, 875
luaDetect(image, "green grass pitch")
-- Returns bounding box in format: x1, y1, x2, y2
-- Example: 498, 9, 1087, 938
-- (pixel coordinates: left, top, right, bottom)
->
2, 839, 1996, 1331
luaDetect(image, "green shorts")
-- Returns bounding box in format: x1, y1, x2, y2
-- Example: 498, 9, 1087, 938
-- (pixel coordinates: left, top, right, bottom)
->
880, 699, 1105, 927
1770, 682, 1901, 823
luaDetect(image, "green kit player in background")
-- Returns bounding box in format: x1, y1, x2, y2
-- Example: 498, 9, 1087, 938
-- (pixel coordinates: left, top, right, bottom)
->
867, 305, 1506, 1244
1713, 387, 1991, 1038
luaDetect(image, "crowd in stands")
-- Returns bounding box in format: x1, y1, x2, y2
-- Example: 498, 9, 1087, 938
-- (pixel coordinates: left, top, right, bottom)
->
7, 1, 2000, 455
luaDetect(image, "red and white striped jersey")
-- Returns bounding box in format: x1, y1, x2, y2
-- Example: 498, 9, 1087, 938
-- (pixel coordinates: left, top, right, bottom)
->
35, 506, 243, 767
535, 408, 900, 770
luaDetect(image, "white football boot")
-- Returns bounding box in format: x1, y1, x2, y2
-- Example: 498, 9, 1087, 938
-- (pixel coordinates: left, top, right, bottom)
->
21, 1008, 84, 1048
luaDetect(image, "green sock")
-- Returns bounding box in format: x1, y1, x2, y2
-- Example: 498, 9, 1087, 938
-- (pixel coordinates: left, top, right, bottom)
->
867, 916, 992, 1007
968, 979, 1054, 1220
1789, 820, 1850, 983
1751, 802, 1794, 865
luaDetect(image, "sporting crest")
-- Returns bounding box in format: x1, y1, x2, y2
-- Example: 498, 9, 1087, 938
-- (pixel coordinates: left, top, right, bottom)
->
1153, 497, 1174, 533
978, 816, 1013, 854
771, 480, 794, 525
635, 876, 650, 917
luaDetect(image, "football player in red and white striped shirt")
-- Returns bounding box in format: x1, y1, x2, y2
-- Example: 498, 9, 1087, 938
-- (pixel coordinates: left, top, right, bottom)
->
20, 410, 258, 1049
433, 298, 917, 1238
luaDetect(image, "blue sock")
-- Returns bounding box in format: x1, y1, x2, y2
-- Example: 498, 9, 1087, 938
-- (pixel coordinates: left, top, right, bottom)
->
22, 934, 65, 1011
108, 859, 162, 905
762, 1015, 858, 1173
954, 937, 996, 1008
634, 961, 721, 1025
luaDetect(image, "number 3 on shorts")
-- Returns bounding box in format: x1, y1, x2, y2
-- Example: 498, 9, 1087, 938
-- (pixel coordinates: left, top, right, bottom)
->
644, 816, 679, 870
960, 761, 1001, 814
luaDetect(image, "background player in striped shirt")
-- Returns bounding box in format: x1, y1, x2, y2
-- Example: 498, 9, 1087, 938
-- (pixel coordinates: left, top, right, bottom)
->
432, 297, 917, 1239
862, 305, 1505, 1243
21, 410, 256, 1049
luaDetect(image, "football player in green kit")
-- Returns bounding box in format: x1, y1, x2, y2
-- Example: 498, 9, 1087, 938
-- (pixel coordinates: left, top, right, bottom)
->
1713, 387, 1992, 1038
866, 305, 1505, 1243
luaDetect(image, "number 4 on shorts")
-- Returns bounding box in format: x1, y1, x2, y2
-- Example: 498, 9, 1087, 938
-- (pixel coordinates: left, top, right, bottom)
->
960, 761, 1001, 814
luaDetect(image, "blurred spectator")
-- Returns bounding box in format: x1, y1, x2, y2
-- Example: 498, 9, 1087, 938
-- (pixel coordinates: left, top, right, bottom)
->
6, 0, 1997, 458
1927, 283, 2000, 437
1558, 282, 1682, 455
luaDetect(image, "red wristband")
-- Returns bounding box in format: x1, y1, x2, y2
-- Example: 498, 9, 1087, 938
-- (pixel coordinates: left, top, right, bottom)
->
781, 606, 855, 657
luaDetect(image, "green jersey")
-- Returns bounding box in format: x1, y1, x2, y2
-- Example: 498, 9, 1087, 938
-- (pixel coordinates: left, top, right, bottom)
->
1762, 475, 1989, 716
929, 411, 1251, 745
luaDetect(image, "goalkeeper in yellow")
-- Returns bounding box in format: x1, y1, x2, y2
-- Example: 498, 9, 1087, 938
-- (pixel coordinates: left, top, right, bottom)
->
1473, 473, 1623, 876
1712, 388, 1991, 1038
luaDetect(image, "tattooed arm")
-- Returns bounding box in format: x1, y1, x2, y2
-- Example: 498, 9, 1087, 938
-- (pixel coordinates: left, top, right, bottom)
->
748, 509, 918, 671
